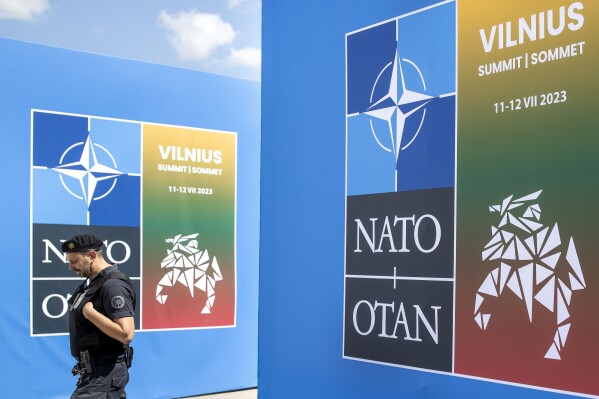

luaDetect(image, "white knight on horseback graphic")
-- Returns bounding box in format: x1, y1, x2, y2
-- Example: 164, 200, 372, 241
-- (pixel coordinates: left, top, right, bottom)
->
155, 233, 223, 314
474, 190, 586, 360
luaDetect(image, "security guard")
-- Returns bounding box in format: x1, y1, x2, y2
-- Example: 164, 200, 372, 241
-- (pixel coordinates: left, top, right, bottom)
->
62, 234, 136, 399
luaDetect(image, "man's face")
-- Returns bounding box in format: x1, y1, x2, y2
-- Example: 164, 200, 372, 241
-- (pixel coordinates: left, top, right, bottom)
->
65, 251, 94, 278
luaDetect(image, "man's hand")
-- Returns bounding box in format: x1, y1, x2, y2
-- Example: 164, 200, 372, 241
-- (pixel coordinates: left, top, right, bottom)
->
82, 302, 95, 319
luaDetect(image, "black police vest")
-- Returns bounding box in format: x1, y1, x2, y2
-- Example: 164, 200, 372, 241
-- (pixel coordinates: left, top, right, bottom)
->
68, 269, 135, 358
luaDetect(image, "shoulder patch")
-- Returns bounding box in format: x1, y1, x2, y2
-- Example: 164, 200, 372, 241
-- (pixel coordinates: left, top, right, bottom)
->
111, 295, 125, 309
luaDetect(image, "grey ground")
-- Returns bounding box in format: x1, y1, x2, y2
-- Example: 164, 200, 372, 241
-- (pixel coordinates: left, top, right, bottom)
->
181, 388, 257, 399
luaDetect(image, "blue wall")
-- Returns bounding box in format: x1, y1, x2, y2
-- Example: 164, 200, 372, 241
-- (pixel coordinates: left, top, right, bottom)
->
0, 38, 259, 398
259, 1, 582, 398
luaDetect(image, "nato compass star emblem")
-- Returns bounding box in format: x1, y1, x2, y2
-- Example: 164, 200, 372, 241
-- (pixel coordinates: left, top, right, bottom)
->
346, 4, 456, 196
32, 111, 141, 227
54, 135, 123, 208
365, 49, 432, 173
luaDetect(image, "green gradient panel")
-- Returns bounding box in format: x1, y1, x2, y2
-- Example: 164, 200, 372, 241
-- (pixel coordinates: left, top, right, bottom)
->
142, 123, 236, 329
455, 1, 598, 396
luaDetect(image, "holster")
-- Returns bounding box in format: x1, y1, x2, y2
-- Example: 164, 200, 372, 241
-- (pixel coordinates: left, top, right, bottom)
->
125, 346, 134, 368
74, 350, 94, 375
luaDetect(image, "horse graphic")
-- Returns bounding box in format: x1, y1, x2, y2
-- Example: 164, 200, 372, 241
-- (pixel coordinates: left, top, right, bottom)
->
473, 190, 586, 359
155, 233, 223, 314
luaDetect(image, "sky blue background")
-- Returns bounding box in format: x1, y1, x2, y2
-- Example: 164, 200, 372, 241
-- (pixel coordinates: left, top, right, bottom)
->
0, 0, 261, 81
259, 1, 579, 398
0, 37, 260, 398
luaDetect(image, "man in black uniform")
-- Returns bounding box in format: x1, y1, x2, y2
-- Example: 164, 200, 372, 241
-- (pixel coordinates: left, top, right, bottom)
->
62, 234, 136, 399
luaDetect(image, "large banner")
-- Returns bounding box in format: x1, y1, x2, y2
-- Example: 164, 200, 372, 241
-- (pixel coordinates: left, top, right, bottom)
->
142, 123, 236, 330
31, 110, 236, 334
454, 0, 598, 396
344, 1, 456, 373
344, 0, 598, 397
0, 36, 258, 398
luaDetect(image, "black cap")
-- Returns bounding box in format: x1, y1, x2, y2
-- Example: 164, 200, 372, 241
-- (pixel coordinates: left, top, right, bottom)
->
61, 234, 104, 253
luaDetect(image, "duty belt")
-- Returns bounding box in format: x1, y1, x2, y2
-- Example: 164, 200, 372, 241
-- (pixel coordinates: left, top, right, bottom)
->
92, 353, 127, 365
72, 348, 133, 376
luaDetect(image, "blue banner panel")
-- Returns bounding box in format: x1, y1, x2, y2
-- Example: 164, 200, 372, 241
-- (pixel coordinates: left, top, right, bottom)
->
0, 37, 259, 399
260, 0, 589, 398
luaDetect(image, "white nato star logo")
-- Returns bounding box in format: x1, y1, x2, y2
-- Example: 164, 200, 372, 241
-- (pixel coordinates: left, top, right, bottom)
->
53, 135, 123, 207
363, 48, 432, 182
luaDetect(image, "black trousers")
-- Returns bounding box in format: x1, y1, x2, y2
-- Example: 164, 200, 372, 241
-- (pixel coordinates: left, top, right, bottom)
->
71, 360, 129, 399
